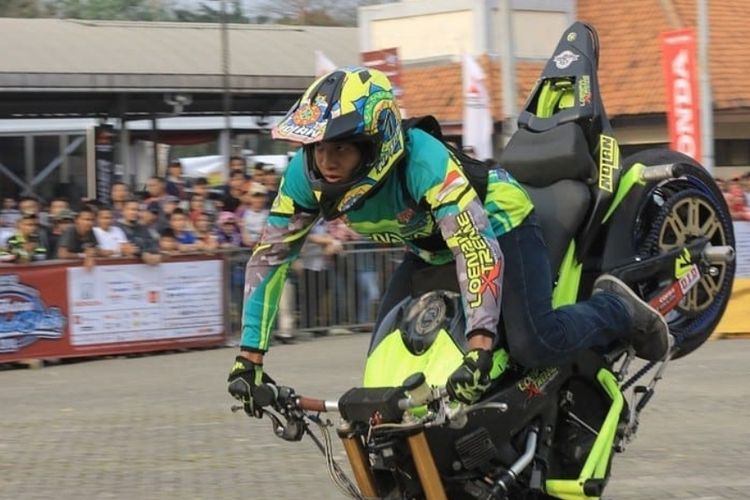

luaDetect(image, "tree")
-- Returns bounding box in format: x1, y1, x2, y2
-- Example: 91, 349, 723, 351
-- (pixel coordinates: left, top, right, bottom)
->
174, 1, 248, 23
0, 0, 43, 17
45, 0, 168, 21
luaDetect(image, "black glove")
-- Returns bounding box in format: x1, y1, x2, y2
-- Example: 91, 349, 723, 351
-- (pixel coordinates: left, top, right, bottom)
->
446, 349, 492, 404
228, 356, 265, 417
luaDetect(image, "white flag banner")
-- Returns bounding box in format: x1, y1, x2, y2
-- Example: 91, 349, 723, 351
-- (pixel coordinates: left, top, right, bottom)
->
462, 54, 493, 160
315, 50, 337, 77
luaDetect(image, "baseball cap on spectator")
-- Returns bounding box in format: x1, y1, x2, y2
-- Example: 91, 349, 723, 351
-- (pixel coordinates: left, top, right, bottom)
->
53, 208, 76, 222
249, 183, 268, 196
164, 195, 180, 204
218, 211, 236, 225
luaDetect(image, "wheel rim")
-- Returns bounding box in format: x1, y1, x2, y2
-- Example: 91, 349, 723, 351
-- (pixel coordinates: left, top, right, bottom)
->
657, 195, 728, 315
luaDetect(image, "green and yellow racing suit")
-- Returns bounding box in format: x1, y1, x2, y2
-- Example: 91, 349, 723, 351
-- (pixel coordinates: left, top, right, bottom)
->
240, 128, 534, 351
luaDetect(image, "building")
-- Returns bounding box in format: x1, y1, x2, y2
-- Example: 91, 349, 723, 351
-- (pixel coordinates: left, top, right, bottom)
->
360, 0, 750, 178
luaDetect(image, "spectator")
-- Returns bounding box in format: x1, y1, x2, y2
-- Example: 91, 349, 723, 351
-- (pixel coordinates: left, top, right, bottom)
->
188, 193, 208, 228
93, 205, 129, 257
158, 227, 179, 255
0, 197, 19, 246
194, 212, 219, 251
229, 155, 246, 174
48, 208, 75, 258
168, 208, 200, 252
141, 202, 161, 241
162, 195, 181, 226
727, 182, 750, 221
118, 199, 160, 265
239, 183, 269, 248
257, 163, 280, 207
215, 211, 242, 248
48, 197, 70, 221
0, 212, 48, 263
18, 195, 40, 217
327, 218, 380, 327
17, 195, 51, 249
1, 197, 20, 227
191, 177, 217, 217
110, 182, 130, 221
222, 170, 246, 213
145, 176, 167, 204
56, 206, 100, 268
165, 161, 189, 199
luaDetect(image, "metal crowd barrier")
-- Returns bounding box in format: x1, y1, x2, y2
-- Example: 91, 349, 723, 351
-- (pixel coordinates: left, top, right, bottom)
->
222, 242, 405, 341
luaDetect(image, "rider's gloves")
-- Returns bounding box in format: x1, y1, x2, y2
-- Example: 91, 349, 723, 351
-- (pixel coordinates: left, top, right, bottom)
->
228, 355, 265, 417
447, 348, 492, 404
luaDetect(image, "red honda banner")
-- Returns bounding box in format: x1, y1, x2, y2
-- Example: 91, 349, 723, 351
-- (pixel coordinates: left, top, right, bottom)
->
361, 48, 405, 113
660, 28, 702, 161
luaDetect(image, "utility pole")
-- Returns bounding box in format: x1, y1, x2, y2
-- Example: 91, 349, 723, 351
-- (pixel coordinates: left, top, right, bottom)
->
498, 0, 517, 148
220, 0, 233, 168
697, 0, 714, 175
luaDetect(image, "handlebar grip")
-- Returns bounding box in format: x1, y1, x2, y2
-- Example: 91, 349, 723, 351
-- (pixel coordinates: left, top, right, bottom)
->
297, 396, 328, 412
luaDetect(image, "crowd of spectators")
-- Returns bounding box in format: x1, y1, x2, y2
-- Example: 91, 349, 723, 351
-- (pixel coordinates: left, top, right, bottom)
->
0, 157, 281, 265
717, 174, 750, 221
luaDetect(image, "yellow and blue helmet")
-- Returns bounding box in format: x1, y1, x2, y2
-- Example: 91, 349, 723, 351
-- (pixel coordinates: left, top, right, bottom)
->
272, 66, 404, 219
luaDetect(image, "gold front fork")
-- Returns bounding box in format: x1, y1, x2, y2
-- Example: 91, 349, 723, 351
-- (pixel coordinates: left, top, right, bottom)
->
340, 433, 378, 499
407, 431, 448, 500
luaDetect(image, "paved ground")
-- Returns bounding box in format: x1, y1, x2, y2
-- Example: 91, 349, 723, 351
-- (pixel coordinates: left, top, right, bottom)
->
1, 335, 749, 500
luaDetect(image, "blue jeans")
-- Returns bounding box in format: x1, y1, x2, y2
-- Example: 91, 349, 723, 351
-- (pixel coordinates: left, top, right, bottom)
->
375, 212, 632, 368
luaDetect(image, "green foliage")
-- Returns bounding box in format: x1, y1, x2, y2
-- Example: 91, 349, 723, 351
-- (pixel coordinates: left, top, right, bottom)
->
0, 0, 43, 17
47, 0, 165, 21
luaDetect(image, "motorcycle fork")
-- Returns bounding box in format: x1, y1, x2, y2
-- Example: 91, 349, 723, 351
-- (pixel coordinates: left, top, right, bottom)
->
339, 432, 378, 498
407, 431, 448, 500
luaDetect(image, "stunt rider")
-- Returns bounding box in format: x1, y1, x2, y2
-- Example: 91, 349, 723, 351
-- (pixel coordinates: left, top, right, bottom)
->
228, 67, 670, 409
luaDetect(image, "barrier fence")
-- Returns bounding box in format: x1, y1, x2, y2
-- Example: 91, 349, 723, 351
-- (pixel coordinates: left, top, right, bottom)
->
222, 242, 405, 341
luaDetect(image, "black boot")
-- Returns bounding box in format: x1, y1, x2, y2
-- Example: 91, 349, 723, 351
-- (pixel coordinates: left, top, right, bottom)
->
593, 274, 671, 361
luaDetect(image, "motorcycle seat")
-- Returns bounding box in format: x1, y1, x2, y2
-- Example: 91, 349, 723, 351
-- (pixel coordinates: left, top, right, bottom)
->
501, 122, 597, 188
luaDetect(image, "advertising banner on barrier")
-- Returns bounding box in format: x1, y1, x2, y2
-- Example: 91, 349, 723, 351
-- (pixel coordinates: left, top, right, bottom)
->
0, 258, 224, 363
67, 259, 223, 345
734, 221, 750, 278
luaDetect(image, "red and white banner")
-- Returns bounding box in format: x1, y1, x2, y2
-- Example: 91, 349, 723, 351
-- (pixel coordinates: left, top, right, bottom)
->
361, 47, 405, 114
462, 53, 493, 161
660, 28, 702, 161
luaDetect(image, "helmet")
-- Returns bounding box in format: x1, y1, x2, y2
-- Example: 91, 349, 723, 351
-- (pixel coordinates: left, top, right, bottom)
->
272, 66, 404, 219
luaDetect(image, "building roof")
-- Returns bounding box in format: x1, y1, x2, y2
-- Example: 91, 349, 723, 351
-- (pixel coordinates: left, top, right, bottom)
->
400, 0, 750, 122
0, 18, 358, 90
0, 18, 359, 118
401, 57, 543, 124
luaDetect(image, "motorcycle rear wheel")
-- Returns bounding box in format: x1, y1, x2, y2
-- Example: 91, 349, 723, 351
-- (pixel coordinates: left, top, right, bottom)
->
625, 149, 736, 359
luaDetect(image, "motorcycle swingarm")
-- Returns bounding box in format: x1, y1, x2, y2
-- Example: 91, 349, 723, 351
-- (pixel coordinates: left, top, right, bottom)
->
606, 238, 708, 285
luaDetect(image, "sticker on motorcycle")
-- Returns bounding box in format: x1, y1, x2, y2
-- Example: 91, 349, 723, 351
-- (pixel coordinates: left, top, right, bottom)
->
553, 50, 580, 69
598, 135, 620, 192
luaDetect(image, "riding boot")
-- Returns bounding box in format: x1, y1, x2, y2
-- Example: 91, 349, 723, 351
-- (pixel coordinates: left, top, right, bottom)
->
593, 274, 671, 361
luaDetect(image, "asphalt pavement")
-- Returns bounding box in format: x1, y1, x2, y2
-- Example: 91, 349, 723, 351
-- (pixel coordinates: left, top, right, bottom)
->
1, 334, 749, 499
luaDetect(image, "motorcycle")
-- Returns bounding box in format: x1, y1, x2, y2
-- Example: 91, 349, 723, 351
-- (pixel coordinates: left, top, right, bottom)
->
234, 22, 736, 500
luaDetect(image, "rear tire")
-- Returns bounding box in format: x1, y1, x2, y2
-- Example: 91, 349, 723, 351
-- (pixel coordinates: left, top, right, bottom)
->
624, 149, 736, 359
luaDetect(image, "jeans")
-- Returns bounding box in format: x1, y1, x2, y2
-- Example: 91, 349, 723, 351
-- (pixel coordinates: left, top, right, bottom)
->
375, 212, 632, 368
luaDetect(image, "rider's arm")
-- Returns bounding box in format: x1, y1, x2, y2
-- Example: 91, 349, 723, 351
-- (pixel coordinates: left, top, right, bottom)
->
239, 152, 319, 358
406, 133, 504, 342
